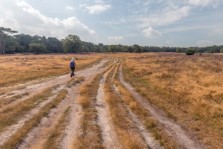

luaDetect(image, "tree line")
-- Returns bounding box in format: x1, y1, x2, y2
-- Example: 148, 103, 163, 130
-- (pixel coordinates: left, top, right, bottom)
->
0, 27, 223, 54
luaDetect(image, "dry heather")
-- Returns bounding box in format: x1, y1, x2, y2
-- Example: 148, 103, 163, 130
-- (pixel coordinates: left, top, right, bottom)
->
0, 54, 104, 87
123, 53, 223, 148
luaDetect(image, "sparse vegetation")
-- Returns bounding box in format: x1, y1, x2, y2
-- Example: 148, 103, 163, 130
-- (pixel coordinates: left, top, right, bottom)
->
0, 54, 103, 87
0, 53, 222, 148
123, 53, 223, 148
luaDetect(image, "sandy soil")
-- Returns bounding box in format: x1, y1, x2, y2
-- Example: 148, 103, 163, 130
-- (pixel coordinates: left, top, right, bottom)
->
95, 66, 121, 149
17, 59, 109, 149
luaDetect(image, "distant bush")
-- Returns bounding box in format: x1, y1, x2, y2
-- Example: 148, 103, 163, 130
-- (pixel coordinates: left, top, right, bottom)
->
29, 43, 47, 54
186, 49, 195, 55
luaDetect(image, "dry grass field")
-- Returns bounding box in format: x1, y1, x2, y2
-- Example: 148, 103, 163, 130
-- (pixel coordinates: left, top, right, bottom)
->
0, 54, 104, 87
0, 53, 222, 149
123, 53, 223, 148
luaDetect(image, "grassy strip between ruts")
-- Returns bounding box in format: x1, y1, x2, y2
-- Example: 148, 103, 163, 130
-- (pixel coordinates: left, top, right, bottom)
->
73, 61, 115, 149
104, 63, 147, 149
114, 78, 180, 149
66, 77, 85, 88
0, 92, 30, 109
1, 89, 68, 149
44, 106, 71, 149
74, 74, 104, 149
0, 86, 57, 133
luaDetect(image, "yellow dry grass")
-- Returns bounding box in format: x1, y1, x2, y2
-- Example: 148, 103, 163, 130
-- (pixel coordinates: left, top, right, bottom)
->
0, 54, 104, 87
114, 79, 179, 149
123, 53, 223, 148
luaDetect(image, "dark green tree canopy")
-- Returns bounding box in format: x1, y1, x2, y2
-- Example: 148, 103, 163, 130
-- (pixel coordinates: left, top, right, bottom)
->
1, 26, 223, 54
62, 35, 82, 53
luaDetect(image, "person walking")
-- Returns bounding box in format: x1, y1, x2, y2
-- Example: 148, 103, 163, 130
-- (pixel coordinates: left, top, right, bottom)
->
70, 58, 76, 77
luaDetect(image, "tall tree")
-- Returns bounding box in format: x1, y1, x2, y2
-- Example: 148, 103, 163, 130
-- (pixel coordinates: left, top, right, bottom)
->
0, 27, 17, 54
46, 37, 63, 53
14, 34, 33, 52
29, 43, 47, 54
62, 35, 82, 53
133, 44, 142, 53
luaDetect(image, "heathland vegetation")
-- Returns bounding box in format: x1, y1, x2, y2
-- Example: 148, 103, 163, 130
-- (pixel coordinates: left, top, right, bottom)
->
0, 53, 223, 148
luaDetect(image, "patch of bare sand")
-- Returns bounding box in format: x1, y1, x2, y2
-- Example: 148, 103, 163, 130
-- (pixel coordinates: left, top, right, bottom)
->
0, 59, 108, 113
95, 66, 121, 149
17, 59, 109, 149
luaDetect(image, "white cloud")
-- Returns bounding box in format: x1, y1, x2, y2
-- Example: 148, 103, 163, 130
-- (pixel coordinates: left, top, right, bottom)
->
186, 0, 222, 7
142, 27, 161, 37
108, 36, 124, 43
139, 6, 191, 27
162, 24, 215, 33
65, 6, 74, 10
85, 3, 111, 14
81, 0, 111, 14
0, 0, 95, 39
164, 40, 175, 46
196, 40, 219, 47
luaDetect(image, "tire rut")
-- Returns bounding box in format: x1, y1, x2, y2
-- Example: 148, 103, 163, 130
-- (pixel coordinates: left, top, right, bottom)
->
60, 59, 110, 149
0, 59, 109, 113
0, 59, 109, 148
17, 87, 72, 149
95, 66, 121, 149
0, 85, 65, 146
113, 84, 163, 149
119, 65, 203, 149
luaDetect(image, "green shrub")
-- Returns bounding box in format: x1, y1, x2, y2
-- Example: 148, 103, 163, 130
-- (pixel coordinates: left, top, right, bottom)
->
186, 49, 195, 55
29, 43, 47, 54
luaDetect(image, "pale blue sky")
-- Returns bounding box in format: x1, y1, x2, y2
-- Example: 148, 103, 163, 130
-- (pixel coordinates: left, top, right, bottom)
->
0, 0, 223, 47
